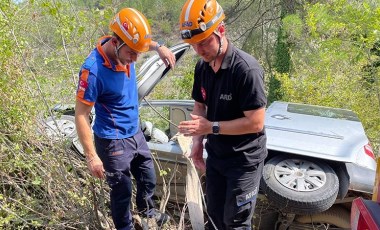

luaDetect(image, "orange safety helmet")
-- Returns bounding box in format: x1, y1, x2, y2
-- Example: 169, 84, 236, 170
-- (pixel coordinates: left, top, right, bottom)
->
179, 0, 225, 44
110, 8, 152, 53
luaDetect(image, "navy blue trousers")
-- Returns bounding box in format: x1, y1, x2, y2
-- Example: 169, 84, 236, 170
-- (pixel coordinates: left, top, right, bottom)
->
94, 129, 156, 230
205, 153, 264, 230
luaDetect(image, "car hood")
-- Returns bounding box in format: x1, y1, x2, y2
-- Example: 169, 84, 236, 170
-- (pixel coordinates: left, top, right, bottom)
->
137, 43, 190, 102
265, 101, 370, 163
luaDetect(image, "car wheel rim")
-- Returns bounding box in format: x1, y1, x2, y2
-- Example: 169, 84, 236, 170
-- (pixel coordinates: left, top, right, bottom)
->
45, 119, 75, 138
274, 159, 327, 192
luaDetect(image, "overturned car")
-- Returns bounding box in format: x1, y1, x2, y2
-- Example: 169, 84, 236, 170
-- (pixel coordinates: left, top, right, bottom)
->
41, 43, 377, 229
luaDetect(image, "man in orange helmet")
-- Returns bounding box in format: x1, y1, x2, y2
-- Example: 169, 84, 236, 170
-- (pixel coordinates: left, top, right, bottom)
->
75, 8, 175, 230
178, 0, 267, 229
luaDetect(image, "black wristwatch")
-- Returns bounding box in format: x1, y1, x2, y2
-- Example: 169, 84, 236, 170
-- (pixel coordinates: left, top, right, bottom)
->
212, 121, 220, 135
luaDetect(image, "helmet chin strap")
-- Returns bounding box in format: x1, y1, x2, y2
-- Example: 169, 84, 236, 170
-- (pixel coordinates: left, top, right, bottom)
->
114, 42, 125, 59
216, 34, 223, 57
211, 32, 223, 67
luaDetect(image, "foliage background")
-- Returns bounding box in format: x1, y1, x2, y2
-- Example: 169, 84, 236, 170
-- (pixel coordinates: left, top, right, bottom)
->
0, 0, 379, 228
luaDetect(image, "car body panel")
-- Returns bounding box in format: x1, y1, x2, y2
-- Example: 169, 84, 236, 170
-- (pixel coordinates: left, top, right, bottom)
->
265, 101, 376, 171
137, 43, 191, 102
346, 163, 376, 193
139, 100, 376, 195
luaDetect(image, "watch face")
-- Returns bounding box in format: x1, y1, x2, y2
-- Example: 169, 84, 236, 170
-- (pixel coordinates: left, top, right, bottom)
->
212, 123, 219, 134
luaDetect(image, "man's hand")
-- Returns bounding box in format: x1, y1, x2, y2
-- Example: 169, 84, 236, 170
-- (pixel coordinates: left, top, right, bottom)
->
156, 46, 176, 69
189, 141, 206, 172
86, 155, 105, 179
178, 114, 212, 136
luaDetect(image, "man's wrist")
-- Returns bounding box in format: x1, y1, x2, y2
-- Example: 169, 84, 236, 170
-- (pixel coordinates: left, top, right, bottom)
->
85, 153, 97, 162
155, 41, 164, 51
86, 157, 95, 163
192, 135, 204, 143
212, 121, 220, 135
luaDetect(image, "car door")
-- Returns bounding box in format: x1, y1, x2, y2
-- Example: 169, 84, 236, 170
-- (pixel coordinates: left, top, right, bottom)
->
137, 43, 191, 102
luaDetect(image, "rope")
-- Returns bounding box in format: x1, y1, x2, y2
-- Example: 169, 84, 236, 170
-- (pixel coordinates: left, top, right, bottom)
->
177, 134, 218, 230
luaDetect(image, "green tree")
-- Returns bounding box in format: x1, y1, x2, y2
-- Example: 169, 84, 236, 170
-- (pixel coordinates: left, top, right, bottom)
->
276, 0, 380, 149
0, 0, 114, 228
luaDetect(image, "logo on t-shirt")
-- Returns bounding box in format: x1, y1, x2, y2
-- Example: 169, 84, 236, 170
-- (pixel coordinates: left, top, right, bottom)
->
79, 79, 88, 91
219, 93, 232, 101
201, 87, 206, 101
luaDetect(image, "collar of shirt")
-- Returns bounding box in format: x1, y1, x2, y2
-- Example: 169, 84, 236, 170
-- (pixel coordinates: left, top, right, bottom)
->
220, 40, 234, 70
96, 36, 130, 77
202, 40, 234, 73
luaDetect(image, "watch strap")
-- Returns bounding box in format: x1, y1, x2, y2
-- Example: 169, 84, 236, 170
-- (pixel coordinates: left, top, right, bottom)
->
155, 41, 164, 51
212, 121, 220, 135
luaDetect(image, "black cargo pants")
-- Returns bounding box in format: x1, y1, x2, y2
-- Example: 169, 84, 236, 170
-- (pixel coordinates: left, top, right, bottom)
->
94, 129, 156, 230
205, 152, 264, 230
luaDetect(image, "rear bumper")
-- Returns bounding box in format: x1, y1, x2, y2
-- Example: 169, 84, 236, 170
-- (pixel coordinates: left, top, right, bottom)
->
346, 163, 376, 194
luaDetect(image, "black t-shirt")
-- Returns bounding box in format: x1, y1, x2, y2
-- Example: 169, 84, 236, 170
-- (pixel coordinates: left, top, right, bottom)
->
192, 42, 267, 163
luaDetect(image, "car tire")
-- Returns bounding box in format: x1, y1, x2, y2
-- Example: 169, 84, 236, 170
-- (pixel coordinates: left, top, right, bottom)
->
261, 155, 339, 215
294, 204, 350, 228
334, 164, 349, 200
43, 115, 77, 140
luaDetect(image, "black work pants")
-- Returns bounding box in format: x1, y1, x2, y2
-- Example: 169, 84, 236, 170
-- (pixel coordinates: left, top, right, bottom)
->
205, 153, 264, 230
94, 129, 156, 230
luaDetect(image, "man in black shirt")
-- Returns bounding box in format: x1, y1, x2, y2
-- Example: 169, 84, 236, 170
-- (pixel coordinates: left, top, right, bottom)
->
178, 0, 267, 229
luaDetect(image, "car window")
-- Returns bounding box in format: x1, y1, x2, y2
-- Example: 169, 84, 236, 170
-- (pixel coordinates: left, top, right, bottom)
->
287, 103, 359, 121
140, 104, 170, 137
